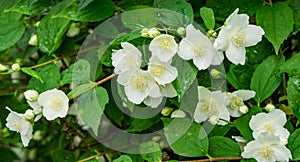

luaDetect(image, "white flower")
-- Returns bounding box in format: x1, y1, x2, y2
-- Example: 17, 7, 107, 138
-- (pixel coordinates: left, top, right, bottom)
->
5, 107, 33, 147
38, 89, 69, 121
24, 90, 39, 102
24, 109, 34, 120
214, 8, 265, 65
194, 86, 230, 125
178, 24, 223, 70
143, 96, 163, 108
149, 34, 178, 62
249, 109, 290, 144
148, 56, 178, 85
226, 90, 255, 117
117, 68, 161, 104
242, 133, 291, 162
112, 42, 142, 74
143, 84, 177, 108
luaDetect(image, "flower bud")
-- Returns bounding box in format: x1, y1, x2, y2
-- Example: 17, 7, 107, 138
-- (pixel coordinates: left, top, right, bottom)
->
177, 27, 185, 35
208, 116, 219, 125
25, 109, 34, 120
207, 29, 217, 38
210, 68, 222, 79
140, 28, 149, 37
33, 130, 43, 141
265, 103, 275, 112
148, 28, 160, 38
11, 63, 21, 72
66, 23, 80, 37
28, 34, 38, 46
171, 109, 186, 118
34, 21, 40, 27
161, 107, 173, 116
0, 64, 8, 71
152, 136, 161, 142
239, 105, 249, 114
24, 90, 39, 102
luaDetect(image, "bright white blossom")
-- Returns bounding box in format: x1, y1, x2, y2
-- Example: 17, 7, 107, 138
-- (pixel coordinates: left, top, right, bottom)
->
214, 9, 265, 65
24, 90, 39, 102
249, 109, 290, 144
149, 34, 178, 62
194, 86, 230, 125
178, 24, 224, 70
117, 68, 161, 104
38, 89, 69, 121
148, 56, 178, 85
242, 133, 291, 162
226, 90, 255, 117
112, 42, 142, 74
5, 107, 33, 147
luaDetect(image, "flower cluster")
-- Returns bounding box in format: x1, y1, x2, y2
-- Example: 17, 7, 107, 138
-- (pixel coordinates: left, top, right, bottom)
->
194, 87, 255, 125
242, 109, 292, 162
5, 88, 69, 147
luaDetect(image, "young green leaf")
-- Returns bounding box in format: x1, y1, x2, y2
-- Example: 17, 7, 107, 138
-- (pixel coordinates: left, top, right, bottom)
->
6, 0, 52, 15
139, 141, 162, 162
200, 7, 215, 30
287, 128, 300, 160
21, 67, 43, 83
250, 55, 284, 104
113, 155, 133, 162
67, 83, 95, 99
208, 136, 241, 158
256, 2, 294, 54
287, 75, 300, 120
280, 52, 300, 74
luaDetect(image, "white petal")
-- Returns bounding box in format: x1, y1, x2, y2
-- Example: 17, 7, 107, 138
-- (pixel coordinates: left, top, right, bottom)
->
242, 140, 261, 159
117, 68, 136, 85
274, 126, 290, 143
249, 112, 267, 131
178, 38, 195, 60
194, 102, 208, 123
192, 49, 213, 70
225, 9, 249, 30
124, 84, 148, 104
216, 106, 230, 126
267, 109, 287, 126
143, 96, 163, 108
211, 51, 224, 65
225, 42, 246, 65
198, 86, 212, 102
272, 145, 292, 161
241, 25, 265, 47
27, 101, 42, 114
214, 27, 230, 51
234, 90, 256, 100
21, 131, 33, 147
149, 34, 178, 62
162, 84, 177, 97
227, 107, 242, 118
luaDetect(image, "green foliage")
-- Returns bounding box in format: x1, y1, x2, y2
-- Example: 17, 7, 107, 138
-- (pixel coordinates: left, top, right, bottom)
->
121, 8, 157, 30
287, 75, 300, 120
6, 0, 52, 15
287, 128, 300, 160
139, 141, 162, 162
113, 155, 133, 162
21, 67, 43, 83
226, 64, 254, 90
250, 55, 284, 104
51, 149, 76, 162
208, 136, 241, 158
280, 53, 300, 74
256, 2, 294, 54
200, 7, 215, 30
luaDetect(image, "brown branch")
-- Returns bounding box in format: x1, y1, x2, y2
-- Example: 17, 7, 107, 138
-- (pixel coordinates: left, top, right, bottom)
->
0, 86, 27, 93
95, 73, 116, 86
181, 157, 243, 162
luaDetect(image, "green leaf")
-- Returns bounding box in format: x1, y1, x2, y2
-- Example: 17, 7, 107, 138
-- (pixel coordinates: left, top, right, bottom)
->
256, 2, 294, 54
51, 149, 76, 162
287, 128, 300, 160
246, 38, 274, 65
234, 106, 262, 141
226, 64, 255, 90
250, 55, 284, 103
203, 123, 232, 137
21, 67, 43, 83
172, 55, 197, 102
27, 64, 60, 93
208, 136, 241, 158
153, 0, 194, 28
0, 147, 19, 162
287, 75, 300, 120
67, 83, 95, 99
121, 8, 157, 30
139, 141, 162, 162
200, 7, 215, 30
61, 59, 91, 85
0, 12, 25, 51
6, 0, 52, 15
113, 155, 133, 162
55, 0, 116, 22
126, 115, 161, 132
280, 53, 300, 74
288, 0, 300, 33
77, 87, 109, 135
37, 0, 71, 54
162, 118, 209, 157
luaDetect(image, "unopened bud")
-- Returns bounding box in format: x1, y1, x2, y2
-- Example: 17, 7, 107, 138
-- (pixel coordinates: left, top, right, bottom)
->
25, 109, 34, 120
140, 28, 149, 37
265, 103, 275, 112
33, 130, 43, 141
161, 107, 173, 116
207, 29, 217, 38
210, 68, 222, 79
239, 105, 249, 114
11, 63, 20, 72
152, 136, 161, 142
24, 90, 39, 102
148, 28, 160, 38
171, 109, 186, 118
0, 64, 8, 71
208, 116, 219, 125
28, 34, 38, 46
66, 23, 80, 37
34, 21, 40, 27
177, 27, 185, 35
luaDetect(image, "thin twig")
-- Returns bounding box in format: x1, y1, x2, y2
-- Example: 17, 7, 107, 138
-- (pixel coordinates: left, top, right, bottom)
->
77, 150, 114, 162
181, 157, 243, 162
95, 73, 116, 86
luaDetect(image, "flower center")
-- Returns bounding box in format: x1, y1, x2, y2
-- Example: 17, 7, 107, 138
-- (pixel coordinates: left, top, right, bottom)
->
13, 121, 21, 133
160, 39, 170, 48
125, 55, 137, 68
131, 74, 147, 92
192, 46, 205, 57
200, 100, 218, 116
150, 65, 165, 76
231, 32, 246, 47
264, 123, 275, 132
259, 145, 274, 159
51, 99, 63, 110
229, 96, 243, 110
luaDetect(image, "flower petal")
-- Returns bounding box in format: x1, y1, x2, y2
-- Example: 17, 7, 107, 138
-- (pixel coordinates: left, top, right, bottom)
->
234, 90, 256, 100
211, 51, 224, 65
178, 38, 195, 60
194, 102, 208, 123
225, 42, 246, 65
241, 25, 265, 47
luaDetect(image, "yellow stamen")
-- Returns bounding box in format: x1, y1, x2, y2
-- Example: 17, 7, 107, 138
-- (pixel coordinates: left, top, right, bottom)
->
231, 32, 246, 47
